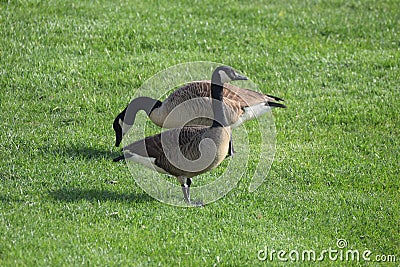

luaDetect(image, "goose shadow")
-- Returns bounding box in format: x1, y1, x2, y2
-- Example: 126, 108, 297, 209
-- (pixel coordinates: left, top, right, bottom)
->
49, 187, 154, 203
54, 144, 122, 161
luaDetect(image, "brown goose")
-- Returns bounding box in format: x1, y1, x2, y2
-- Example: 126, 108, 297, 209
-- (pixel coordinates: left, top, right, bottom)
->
113, 66, 247, 205
113, 80, 285, 147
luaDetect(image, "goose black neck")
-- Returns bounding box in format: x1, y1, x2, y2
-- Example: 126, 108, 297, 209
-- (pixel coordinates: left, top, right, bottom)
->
124, 97, 161, 124
211, 82, 227, 127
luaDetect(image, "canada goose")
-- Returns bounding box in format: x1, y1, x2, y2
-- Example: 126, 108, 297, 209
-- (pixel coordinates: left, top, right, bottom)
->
113, 80, 286, 147
113, 66, 248, 205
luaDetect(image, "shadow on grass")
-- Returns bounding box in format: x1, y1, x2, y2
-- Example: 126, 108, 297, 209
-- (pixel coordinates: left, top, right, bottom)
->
55, 145, 122, 161
0, 194, 25, 203
49, 187, 154, 203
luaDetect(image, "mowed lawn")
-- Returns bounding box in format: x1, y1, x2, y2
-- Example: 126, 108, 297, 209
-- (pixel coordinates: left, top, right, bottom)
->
1, 0, 399, 266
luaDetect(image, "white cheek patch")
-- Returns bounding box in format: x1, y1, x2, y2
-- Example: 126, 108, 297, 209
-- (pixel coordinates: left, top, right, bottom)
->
119, 119, 132, 135
219, 70, 230, 83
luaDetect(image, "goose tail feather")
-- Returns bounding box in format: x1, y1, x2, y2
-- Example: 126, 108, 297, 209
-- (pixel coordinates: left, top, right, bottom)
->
266, 94, 285, 102
266, 101, 287, 108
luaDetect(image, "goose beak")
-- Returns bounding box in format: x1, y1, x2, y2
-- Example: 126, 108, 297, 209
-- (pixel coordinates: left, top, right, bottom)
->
235, 74, 248, 81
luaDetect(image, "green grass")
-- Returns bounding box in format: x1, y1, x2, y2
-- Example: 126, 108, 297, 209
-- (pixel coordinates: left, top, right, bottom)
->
1, 0, 399, 265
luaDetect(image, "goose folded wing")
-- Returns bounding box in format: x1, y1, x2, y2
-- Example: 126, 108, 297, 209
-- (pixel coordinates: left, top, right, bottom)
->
122, 126, 207, 159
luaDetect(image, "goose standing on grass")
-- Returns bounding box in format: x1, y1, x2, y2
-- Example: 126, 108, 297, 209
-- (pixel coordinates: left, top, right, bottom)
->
113, 79, 286, 147
113, 66, 248, 205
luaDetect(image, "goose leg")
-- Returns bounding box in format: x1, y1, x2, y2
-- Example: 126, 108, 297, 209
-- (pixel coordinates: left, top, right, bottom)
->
184, 178, 192, 203
182, 185, 190, 203
178, 176, 191, 203
178, 177, 203, 207
186, 178, 204, 207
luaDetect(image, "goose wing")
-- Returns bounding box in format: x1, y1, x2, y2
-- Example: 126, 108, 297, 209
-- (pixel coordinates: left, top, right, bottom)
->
167, 81, 285, 110
223, 83, 286, 108
120, 126, 211, 177
163, 81, 211, 108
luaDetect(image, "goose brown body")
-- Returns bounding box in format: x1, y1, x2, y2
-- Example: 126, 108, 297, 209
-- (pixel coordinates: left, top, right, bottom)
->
117, 126, 230, 178
149, 81, 284, 128
114, 81, 285, 147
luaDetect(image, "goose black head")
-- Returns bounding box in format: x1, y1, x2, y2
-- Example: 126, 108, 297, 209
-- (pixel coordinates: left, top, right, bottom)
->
113, 97, 162, 147
212, 66, 248, 85
113, 108, 126, 147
